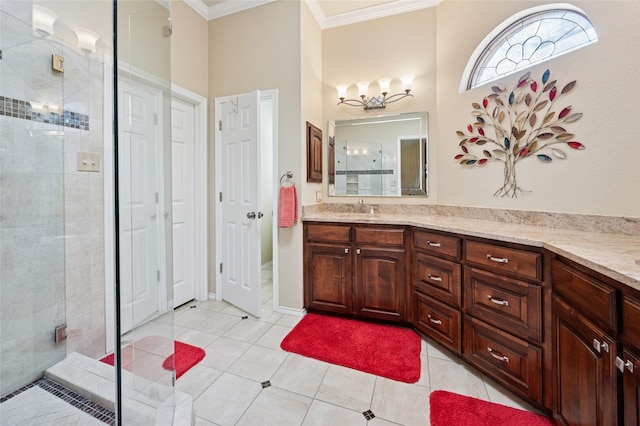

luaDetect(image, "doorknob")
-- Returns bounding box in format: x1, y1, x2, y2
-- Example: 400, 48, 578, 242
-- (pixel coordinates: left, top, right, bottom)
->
247, 212, 256, 219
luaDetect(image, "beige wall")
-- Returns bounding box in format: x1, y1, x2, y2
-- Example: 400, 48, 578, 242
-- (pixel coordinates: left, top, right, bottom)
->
435, 0, 640, 216
207, 1, 309, 308
171, 0, 208, 97
202, 0, 639, 312
322, 7, 438, 203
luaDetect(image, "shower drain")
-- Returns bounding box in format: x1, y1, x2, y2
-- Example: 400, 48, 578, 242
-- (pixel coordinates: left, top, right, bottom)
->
1, 377, 115, 425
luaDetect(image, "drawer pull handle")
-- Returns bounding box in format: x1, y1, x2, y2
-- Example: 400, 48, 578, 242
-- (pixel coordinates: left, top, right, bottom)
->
345, 248, 349, 254
427, 241, 441, 247
487, 347, 509, 363
486, 254, 509, 264
592, 339, 609, 354
487, 295, 509, 306
616, 356, 634, 373
428, 314, 442, 325
356, 248, 361, 255
428, 274, 443, 282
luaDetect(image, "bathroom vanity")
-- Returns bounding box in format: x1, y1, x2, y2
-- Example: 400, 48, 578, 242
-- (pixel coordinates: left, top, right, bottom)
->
302, 208, 640, 423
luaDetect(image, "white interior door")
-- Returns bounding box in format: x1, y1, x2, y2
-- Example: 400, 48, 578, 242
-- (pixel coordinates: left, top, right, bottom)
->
171, 97, 196, 307
118, 79, 163, 333
219, 91, 262, 317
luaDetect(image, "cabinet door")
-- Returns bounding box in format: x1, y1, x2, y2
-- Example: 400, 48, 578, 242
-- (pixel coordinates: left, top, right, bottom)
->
354, 246, 406, 322
305, 243, 352, 315
552, 296, 617, 426
622, 348, 640, 426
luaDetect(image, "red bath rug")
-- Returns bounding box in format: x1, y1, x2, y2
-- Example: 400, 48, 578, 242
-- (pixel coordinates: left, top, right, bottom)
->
280, 313, 421, 383
429, 390, 554, 425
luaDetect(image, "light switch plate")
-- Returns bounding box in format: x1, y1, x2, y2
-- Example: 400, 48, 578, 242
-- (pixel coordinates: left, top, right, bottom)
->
76, 152, 100, 172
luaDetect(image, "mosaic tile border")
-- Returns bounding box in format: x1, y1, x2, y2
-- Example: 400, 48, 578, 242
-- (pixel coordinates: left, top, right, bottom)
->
0, 95, 89, 130
336, 169, 394, 175
0, 377, 115, 425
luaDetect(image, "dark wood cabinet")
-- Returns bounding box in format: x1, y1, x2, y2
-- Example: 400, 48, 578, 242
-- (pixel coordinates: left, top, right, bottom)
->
620, 348, 640, 426
303, 219, 639, 422
303, 222, 408, 323
355, 246, 405, 321
552, 295, 617, 426
305, 243, 352, 314
462, 239, 547, 407
412, 229, 463, 353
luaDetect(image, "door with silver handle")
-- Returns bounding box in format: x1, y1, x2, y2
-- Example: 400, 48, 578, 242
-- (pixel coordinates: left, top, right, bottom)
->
246, 211, 264, 219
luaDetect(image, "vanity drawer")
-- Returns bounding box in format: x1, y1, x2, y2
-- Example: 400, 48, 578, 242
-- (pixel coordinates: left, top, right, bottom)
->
305, 223, 351, 243
552, 259, 617, 332
414, 230, 461, 260
415, 292, 461, 355
464, 316, 543, 405
465, 240, 542, 282
414, 252, 461, 307
355, 226, 406, 246
464, 267, 542, 344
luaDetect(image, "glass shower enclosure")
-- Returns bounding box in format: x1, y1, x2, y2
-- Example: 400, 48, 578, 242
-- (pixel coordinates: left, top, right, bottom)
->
0, 1, 178, 424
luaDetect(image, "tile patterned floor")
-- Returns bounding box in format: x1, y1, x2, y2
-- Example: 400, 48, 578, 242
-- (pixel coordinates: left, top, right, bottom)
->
170, 266, 544, 426
0, 265, 544, 425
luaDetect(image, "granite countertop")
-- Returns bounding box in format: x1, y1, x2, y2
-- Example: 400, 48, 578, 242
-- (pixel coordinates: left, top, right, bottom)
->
302, 211, 640, 292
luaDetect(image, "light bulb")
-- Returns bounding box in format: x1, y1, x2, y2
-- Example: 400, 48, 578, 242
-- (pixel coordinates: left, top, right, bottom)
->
378, 78, 391, 95
401, 75, 414, 92
75, 27, 100, 55
336, 84, 348, 100
357, 81, 369, 97
32, 5, 57, 37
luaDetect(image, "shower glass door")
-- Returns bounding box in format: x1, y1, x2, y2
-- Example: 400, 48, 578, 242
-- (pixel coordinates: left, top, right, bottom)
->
116, 0, 176, 422
0, 4, 66, 397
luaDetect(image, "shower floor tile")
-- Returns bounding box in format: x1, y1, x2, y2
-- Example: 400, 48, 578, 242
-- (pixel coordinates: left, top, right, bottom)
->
0, 386, 107, 425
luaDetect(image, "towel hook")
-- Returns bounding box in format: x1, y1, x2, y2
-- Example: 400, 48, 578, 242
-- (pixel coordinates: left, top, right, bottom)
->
280, 171, 294, 186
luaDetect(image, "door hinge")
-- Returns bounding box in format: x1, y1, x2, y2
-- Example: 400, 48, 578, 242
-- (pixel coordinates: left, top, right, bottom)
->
219, 192, 222, 202
155, 192, 159, 203
219, 263, 223, 273
219, 120, 222, 131
157, 270, 160, 281
154, 114, 158, 125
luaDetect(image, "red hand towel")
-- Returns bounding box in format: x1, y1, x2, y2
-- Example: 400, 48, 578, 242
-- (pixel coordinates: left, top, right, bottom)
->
278, 185, 297, 228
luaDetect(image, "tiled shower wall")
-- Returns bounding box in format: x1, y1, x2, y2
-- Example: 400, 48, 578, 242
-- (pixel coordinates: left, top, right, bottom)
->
0, 1, 106, 397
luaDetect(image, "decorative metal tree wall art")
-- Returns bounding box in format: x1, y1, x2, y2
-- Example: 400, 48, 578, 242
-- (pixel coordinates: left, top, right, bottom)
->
455, 69, 584, 197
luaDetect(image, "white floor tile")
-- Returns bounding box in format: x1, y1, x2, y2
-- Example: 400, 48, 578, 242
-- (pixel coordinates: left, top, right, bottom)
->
254, 323, 293, 350
301, 400, 367, 426
199, 337, 251, 371
235, 386, 312, 426
371, 377, 430, 426
427, 356, 488, 400
227, 345, 288, 382
271, 354, 329, 398
222, 318, 273, 344
176, 364, 222, 400
315, 365, 376, 412
192, 373, 262, 425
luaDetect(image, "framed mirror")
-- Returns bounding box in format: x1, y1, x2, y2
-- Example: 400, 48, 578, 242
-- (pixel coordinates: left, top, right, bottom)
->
328, 111, 428, 197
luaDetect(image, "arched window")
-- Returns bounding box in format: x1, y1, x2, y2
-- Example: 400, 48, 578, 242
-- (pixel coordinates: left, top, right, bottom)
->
461, 4, 598, 92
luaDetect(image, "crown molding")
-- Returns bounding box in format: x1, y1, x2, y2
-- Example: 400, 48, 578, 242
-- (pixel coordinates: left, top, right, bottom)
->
183, 0, 209, 19
185, 0, 441, 26
322, 0, 442, 29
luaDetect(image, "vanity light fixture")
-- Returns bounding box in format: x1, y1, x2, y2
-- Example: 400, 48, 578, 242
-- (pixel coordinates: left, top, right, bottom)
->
337, 75, 414, 110
75, 27, 100, 55
32, 5, 58, 37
